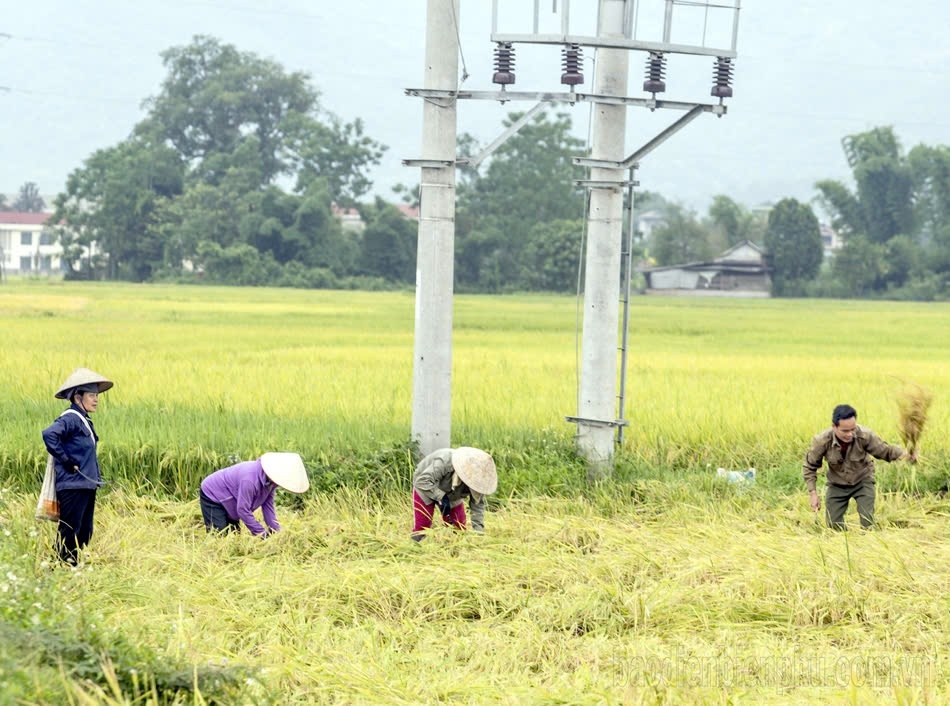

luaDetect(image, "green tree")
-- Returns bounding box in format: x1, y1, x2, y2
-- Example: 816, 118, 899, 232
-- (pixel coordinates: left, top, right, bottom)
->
521, 219, 584, 292
359, 199, 417, 282
162, 178, 354, 276
290, 183, 357, 273
152, 137, 264, 271
635, 190, 672, 213
288, 115, 387, 205
763, 198, 823, 296
139, 36, 311, 184
455, 225, 507, 292
815, 126, 915, 244
908, 144, 950, 272
883, 234, 919, 289
391, 132, 480, 210
831, 234, 887, 297
53, 139, 184, 280
651, 204, 718, 266
196, 241, 281, 286
460, 111, 584, 231
707, 194, 764, 246
152, 182, 250, 273
391, 182, 419, 209
139, 35, 384, 203
455, 111, 586, 290
13, 182, 45, 212
57, 35, 385, 284
811, 126, 950, 298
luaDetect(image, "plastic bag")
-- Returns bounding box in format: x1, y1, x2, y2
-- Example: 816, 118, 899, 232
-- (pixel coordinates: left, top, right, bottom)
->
716, 467, 756, 484
35, 455, 59, 522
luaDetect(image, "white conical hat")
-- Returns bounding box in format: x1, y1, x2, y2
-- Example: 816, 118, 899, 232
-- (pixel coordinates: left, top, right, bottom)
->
260, 452, 309, 493
452, 447, 497, 495
55, 367, 114, 399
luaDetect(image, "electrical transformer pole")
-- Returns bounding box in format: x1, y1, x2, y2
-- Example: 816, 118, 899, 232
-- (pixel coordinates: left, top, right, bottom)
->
408, 0, 740, 469
576, 0, 630, 479
411, 0, 459, 456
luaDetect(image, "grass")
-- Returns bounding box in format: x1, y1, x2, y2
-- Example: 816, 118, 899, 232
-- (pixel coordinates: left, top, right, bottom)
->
2, 484, 949, 704
3, 280, 949, 495
2, 279, 950, 703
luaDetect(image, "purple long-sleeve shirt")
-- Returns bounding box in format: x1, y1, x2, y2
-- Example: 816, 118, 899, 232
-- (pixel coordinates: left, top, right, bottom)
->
200, 459, 279, 536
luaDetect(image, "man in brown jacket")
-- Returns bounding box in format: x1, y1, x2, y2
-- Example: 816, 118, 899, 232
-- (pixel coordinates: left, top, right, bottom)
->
804, 403, 916, 529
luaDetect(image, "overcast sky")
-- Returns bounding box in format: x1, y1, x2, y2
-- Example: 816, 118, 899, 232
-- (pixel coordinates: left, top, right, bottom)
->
3, 1, 949, 218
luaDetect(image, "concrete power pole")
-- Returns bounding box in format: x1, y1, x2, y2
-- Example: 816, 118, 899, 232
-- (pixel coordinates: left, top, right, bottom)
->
576, 0, 630, 479
411, 0, 459, 456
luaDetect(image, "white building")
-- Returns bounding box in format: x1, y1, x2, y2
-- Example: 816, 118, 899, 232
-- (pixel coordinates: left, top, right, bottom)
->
633, 209, 666, 242
820, 223, 841, 258
0, 212, 101, 276
0, 212, 62, 275
330, 203, 365, 233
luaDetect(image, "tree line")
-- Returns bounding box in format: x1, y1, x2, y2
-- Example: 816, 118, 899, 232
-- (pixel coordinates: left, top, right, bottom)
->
50, 36, 397, 289
1, 182, 46, 213
601, 124, 950, 301
10, 36, 950, 300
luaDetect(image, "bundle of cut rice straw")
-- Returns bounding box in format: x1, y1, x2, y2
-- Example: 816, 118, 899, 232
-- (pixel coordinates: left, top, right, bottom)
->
896, 380, 933, 455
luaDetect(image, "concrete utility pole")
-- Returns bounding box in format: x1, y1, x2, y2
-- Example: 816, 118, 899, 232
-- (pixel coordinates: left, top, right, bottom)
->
411, 0, 459, 456
576, 0, 630, 479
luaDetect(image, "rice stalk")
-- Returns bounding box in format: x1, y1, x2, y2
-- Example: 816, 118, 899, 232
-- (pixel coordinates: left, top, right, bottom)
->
895, 380, 933, 455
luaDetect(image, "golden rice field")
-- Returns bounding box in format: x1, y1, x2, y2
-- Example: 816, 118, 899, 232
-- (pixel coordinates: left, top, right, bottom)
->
2, 279, 950, 704
3, 279, 949, 490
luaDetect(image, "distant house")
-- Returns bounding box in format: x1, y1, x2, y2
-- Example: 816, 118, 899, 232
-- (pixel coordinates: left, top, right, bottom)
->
638, 240, 772, 297
331, 203, 365, 233
820, 223, 841, 258
0, 212, 63, 276
0, 212, 101, 277
395, 203, 420, 221
633, 209, 666, 242
331, 202, 420, 232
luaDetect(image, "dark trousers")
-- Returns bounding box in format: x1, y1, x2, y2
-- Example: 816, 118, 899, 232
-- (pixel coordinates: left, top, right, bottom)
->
57, 488, 97, 565
825, 479, 875, 530
200, 490, 239, 533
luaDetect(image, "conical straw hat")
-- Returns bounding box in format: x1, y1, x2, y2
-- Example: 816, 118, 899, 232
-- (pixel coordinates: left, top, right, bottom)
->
260, 452, 309, 493
452, 447, 497, 495
55, 367, 114, 399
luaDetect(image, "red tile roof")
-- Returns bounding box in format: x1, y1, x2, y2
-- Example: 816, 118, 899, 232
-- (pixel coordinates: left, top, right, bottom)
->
331, 203, 361, 217
0, 211, 52, 225
395, 203, 420, 220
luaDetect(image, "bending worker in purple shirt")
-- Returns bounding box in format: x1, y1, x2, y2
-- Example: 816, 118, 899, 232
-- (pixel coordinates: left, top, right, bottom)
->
199, 452, 309, 536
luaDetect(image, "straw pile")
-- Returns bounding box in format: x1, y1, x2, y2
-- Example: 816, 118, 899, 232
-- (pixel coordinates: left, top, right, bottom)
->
896, 380, 933, 455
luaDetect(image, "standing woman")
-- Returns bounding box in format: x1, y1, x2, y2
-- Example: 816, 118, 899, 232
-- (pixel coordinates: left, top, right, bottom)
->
41, 367, 113, 565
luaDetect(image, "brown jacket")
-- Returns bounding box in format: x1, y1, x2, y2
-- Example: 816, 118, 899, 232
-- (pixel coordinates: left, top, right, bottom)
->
803, 425, 905, 492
